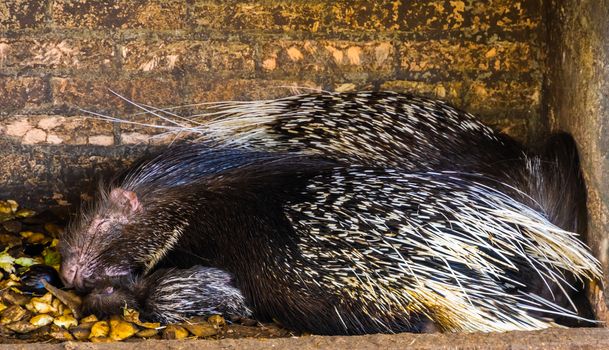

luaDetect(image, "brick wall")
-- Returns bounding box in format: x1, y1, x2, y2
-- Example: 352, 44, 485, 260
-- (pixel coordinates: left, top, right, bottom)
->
0, 0, 545, 209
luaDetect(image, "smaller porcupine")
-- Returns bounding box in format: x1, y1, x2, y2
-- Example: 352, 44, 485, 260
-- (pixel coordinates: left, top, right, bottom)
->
82, 266, 252, 324
61, 92, 602, 335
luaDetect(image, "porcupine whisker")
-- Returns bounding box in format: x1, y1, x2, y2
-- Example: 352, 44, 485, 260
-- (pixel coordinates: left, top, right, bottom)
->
79, 107, 278, 141
78, 110, 186, 132
136, 102, 206, 127
107, 90, 198, 132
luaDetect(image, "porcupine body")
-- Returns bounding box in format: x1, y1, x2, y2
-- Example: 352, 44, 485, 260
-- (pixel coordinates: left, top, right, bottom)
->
60, 92, 601, 334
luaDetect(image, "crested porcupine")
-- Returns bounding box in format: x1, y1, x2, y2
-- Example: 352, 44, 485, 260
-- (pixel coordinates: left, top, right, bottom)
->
60, 91, 601, 334
82, 266, 252, 323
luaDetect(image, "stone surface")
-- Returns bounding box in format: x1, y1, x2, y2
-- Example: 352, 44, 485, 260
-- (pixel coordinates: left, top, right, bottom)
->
0, 116, 114, 146
51, 0, 188, 30
0, 1, 47, 30
0, 76, 48, 114
120, 39, 256, 75
0, 35, 116, 73
0, 0, 608, 343
0, 0, 546, 146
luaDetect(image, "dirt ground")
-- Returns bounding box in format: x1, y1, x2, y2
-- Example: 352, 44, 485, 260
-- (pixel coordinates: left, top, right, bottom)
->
0, 328, 604, 350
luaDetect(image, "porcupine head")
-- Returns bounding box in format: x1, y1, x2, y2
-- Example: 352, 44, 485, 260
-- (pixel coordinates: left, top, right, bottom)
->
81, 266, 254, 323
59, 187, 142, 290
82, 281, 139, 318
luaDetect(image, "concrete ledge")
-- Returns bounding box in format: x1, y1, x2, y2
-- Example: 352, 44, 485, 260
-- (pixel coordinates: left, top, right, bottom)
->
1, 328, 608, 350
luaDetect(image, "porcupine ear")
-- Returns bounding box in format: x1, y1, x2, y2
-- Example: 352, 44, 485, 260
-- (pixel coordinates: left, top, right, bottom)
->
109, 188, 141, 213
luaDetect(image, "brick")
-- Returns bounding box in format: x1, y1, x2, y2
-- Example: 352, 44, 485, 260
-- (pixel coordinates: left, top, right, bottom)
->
191, 0, 543, 37
399, 40, 540, 80
380, 80, 465, 102
52, 0, 187, 30
50, 76, 131, 112
381, 79, 540, 116
462, 80, 541, 117
51, 75, 190, 118
128, 75, 183, 108
183, 78, 323, 104
0, 115, 114, 145
0, 76, 48, 113
189, 1, 326, 32
398, 1, 541, 37
0, 36, 115, 72
120, 39, 255, 75
0, 1, 47, 30
327, 0, 402, 32
259, 40, 395, 81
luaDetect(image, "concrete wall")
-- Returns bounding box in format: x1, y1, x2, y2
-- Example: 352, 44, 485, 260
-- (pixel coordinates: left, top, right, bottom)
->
0, 0, 545, 209
545, 0, 609, 322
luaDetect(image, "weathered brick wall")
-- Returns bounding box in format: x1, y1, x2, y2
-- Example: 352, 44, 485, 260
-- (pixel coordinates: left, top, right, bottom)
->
0, 0, 545, 209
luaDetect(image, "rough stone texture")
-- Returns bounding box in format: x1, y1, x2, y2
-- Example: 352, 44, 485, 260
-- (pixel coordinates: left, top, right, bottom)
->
545, 0, 609, 322
51, 0, 188, 30
0, 76, 48, 113
0, 1, 47, 30
0, 0, 546, 134
120, 38, 256, 75
0, 35, 115, 73
0, 115, 114, 145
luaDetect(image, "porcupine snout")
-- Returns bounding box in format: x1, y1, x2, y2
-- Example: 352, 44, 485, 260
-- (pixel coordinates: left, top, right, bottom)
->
59, 248, 99, 291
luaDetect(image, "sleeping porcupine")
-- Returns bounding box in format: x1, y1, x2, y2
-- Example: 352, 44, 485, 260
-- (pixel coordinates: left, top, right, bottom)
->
61, 91, 601, 334
82, 266, 252, 323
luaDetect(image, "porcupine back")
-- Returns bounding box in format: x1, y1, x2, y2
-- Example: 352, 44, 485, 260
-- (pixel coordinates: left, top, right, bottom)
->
182, 91, 519, 171
139, 91, 585, 236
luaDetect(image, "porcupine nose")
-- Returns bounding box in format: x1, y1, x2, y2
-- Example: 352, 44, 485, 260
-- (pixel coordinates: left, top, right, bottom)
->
61, 264, 84, 289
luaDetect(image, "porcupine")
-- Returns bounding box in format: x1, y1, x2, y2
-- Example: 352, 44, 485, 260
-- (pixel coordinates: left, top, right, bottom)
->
82, 266, 252, 324
60, 91, 601, 334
